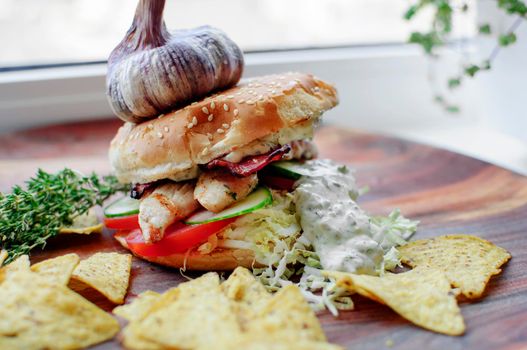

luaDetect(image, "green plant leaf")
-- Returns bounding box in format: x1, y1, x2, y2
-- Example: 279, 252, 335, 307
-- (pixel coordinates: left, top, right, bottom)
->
499, 32, 517, 46
479, 24, 492, 35
448, 77, 462, 89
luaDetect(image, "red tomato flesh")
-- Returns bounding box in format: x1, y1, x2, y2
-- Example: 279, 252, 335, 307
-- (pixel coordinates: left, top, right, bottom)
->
124, 218, 236, 257
104, 214, 140, 230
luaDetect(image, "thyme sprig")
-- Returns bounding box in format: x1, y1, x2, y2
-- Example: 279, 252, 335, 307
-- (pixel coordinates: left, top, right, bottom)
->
0, 168, 127, 263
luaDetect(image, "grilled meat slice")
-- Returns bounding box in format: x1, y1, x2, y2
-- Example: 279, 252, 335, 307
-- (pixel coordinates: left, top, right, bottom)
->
139, 182, 199, 243
194, 170, 258, 213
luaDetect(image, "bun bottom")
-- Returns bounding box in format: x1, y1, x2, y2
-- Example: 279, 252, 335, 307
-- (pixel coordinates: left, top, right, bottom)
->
114, 233, 260, 270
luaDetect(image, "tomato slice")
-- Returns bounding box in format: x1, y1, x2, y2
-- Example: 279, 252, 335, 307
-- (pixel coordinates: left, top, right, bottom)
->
124, 218, 237, 257
260, 174, 296, 191
104, 214, 140, 230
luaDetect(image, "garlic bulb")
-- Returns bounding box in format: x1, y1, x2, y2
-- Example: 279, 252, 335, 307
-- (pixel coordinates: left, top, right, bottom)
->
106, 0, 244, 123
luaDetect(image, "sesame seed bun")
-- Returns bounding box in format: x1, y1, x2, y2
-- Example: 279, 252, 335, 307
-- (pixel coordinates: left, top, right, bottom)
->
109, 72, 338, 184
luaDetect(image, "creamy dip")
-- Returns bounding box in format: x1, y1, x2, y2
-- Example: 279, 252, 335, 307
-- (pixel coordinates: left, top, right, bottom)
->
294, 159, 398, 275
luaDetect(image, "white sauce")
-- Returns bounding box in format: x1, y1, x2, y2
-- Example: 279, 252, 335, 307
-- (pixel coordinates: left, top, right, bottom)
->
294, 159, 384, 275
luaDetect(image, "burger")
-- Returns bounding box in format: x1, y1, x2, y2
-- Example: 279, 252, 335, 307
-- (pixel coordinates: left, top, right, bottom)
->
106, 72, 339, 270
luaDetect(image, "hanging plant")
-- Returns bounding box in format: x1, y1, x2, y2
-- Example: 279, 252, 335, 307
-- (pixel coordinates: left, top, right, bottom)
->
405, 0, 526, 112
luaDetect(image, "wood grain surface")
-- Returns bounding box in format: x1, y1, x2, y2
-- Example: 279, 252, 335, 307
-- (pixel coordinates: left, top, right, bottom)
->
1, 119, 526, 350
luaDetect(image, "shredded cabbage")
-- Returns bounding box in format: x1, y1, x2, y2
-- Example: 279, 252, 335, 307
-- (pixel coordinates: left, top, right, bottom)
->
221, 190, 418, 315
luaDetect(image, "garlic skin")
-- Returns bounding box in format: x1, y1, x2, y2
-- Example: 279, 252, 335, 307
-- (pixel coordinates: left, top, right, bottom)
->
106, 0, 244, 123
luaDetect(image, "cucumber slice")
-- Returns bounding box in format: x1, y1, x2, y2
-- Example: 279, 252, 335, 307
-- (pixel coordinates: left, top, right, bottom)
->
104, 196, 140, 218
185, 187, 272, 225
268, 161, 309, 180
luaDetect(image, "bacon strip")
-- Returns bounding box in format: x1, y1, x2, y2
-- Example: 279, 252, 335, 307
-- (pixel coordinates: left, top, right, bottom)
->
205, 144, 291, 177
131, 181, 161, 199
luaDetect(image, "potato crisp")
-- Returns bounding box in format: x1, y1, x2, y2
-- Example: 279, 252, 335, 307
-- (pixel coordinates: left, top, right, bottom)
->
399, 234, 511, 298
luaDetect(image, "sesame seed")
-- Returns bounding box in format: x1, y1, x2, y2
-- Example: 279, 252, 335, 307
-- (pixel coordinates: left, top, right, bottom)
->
246, 100, 255, 105
191, 102, 198, 106
187, 123, 193, 129
207, 133, 213, 140
258, 95, 264, 100
202, 147, 209, 154
192, 116, 198, 125
202, 107, 209, 115
271, 90, 276, 94
210, 101, 215, 109
217, 128, 225, 134
164, 126, 169, 133
147, 124, 154, 130
158, 113, 165, 119
233, 109, 239, 116
157, 132, 164, 139
235, 92, 242, 96
208, 114, 214, 122
222, 123, 229, 129
239, 99, 245, 104
248, 90, 254, 94
223, 104, 229, 111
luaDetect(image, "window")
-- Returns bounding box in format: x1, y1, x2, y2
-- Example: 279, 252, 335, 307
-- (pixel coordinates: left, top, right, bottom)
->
0, 0, 475, 69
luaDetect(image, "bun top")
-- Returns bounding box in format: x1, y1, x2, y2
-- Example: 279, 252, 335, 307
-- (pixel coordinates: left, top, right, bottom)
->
109, 72, 338, 184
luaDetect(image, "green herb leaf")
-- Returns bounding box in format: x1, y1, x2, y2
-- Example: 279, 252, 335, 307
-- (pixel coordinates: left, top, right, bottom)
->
0, 169, 127, 263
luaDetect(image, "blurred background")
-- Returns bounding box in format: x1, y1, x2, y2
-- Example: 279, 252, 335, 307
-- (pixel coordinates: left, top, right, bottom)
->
0, 0, 526, 174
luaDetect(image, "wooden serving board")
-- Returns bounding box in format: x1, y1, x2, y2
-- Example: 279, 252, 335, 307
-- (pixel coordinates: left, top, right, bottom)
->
1, 119, 526, 350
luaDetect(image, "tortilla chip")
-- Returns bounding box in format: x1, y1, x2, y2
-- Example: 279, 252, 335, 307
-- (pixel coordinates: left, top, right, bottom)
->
113, 290, 160, 322
126, 273, 241, 350
0, 271, 119, 349
222, 267, 272, 325
399, 234, 511, 298
245, 284, 327, 342
60, 208, 103, 234
71, 252, 132, 304
121, 324, 164, 350
31, 253, 80, 285
0, 250, 7, 267
0, 254, 30, 283
326, 267, 465, 335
